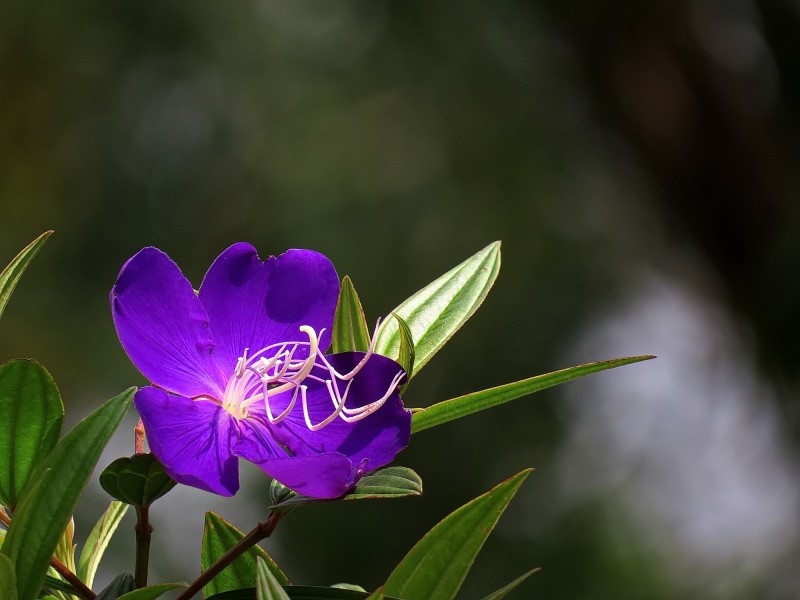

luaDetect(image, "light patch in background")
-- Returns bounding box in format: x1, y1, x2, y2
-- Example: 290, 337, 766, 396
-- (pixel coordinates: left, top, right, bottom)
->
555, 272, 800, 595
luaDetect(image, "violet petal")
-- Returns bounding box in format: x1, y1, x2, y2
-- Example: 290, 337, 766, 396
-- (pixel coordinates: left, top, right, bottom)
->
111, 247, 224, 399
198, 244, 339, 376
135, 386, 240, 497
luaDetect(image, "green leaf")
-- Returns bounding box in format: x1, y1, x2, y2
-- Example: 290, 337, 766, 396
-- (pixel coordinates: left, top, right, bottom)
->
201, 512, 289, 598
364, 588, 384, 600
330, 585, 365, 592
53, 518, 75, 573
390, 314, 414, 395
479, 568, 540, 600
375, 241, 500, 376
0, 359, 64, 508
384, 469, 532, 600
1, 387, 134, 600
78, 501, 129, 588
42, 574, 78, 596
95, 573, 135, 600
116, 582, 187, 600
0, 231, 52, 322
256, 557, 290, 600
0, 552, 17, 600
99, 454, 176, 507
207, 587, 400, 600
332, 276, 371, 353
270, 466, 422, 509
412, 355, 655, 434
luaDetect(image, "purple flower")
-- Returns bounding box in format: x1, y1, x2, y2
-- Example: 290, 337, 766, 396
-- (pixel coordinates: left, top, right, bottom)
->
111, 243, 411, 499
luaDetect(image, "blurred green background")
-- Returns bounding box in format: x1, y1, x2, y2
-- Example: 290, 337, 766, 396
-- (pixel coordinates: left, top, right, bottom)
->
3, 1, 800, 598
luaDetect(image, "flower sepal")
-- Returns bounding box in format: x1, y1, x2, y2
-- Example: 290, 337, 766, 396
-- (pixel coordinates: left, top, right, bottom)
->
99, 453, 177, 507
268, 466, 422, 511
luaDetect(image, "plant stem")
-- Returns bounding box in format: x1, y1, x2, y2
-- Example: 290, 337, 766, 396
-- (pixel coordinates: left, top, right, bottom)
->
175, 511, 283, 600
135, 505, 153, 588
134, 418, 145, 454
51, 557, 96, 600
1, 509, 95, 600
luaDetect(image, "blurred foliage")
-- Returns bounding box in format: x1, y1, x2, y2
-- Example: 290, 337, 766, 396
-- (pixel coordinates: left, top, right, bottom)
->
2, 0, 800, 598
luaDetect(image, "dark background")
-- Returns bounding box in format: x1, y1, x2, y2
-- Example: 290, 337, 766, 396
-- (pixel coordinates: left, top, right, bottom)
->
2, 1, 800, 598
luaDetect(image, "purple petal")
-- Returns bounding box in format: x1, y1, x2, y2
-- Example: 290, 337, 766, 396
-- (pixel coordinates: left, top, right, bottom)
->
198, 244, 339, 376
135, 386, 239, 496
232, 418, 355, 498
112, 247, 225, 399
270, 353, 411, 473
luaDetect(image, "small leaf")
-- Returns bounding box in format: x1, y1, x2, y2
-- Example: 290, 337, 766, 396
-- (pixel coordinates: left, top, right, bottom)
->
384, 469, 532, 600
78, 501, 130, 588
53, 517, 76, 573
344, 467, 422, 501
332, 276, 371, 353
412, 355, 655, 434
375, 241, 500, 376
0, 359, 64, 509
256, 557, 290, 600
116, 582, 187, 600
201, 512, 289, 598
479, 568, 540, 600
390, 314, 414, 395
270, 467, 422, 509
330, 585, 365, 592
1, 387, 134, 600
95, 573, 135, 600
0, 552, 17, 600
0, 231, 52, 322
99, 454, 176, 506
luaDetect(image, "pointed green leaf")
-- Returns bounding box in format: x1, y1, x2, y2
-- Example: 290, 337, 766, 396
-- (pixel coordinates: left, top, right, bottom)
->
412, 355, 655, 434
0, 552, 17, 600
116, 582, 187, 600
0, 231, 52, 322
384, 469, 532, 600
95, 573, 135, 600
256, 557, 290, 600
390, 314, 414, 395
0, 359, 64, 508
330, 585, 366, 592
375, 241, 500, 376
1, 388, 134, 600
78, 501, 129, 587
42, 574, 79, 596
269, 467, 422, 509
201, 512, 289, 597
332, 276, 371, 353
479, 568, 540, 600
53, 518, 76, 573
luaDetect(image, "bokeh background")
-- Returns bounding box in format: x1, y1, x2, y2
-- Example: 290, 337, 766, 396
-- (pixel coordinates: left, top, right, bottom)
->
3, 1, 800, 598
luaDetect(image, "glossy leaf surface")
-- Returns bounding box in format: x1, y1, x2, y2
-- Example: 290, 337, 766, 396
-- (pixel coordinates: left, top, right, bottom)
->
0, 552, 16, 600
78, 501, 129, 588
0, 359, 64, 508
375, 241, 500, 376
256, 557, 290, 600
412, 355, 655, 434
384, 469, 531, 600
332, 276, 371, 353
99, 453, 176, 506
479, 568, 540, 600
1, 388, 134, 600
0, 231, 52, 322
201, 512, 289, 598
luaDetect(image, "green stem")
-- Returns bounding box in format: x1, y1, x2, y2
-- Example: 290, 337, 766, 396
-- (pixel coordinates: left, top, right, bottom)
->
175, 511, 283, 600
135, 505, 152, 588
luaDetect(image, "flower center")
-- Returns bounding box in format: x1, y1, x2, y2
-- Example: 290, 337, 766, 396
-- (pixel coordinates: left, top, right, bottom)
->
220, 320, 405, 431
221, 325, 319, 420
